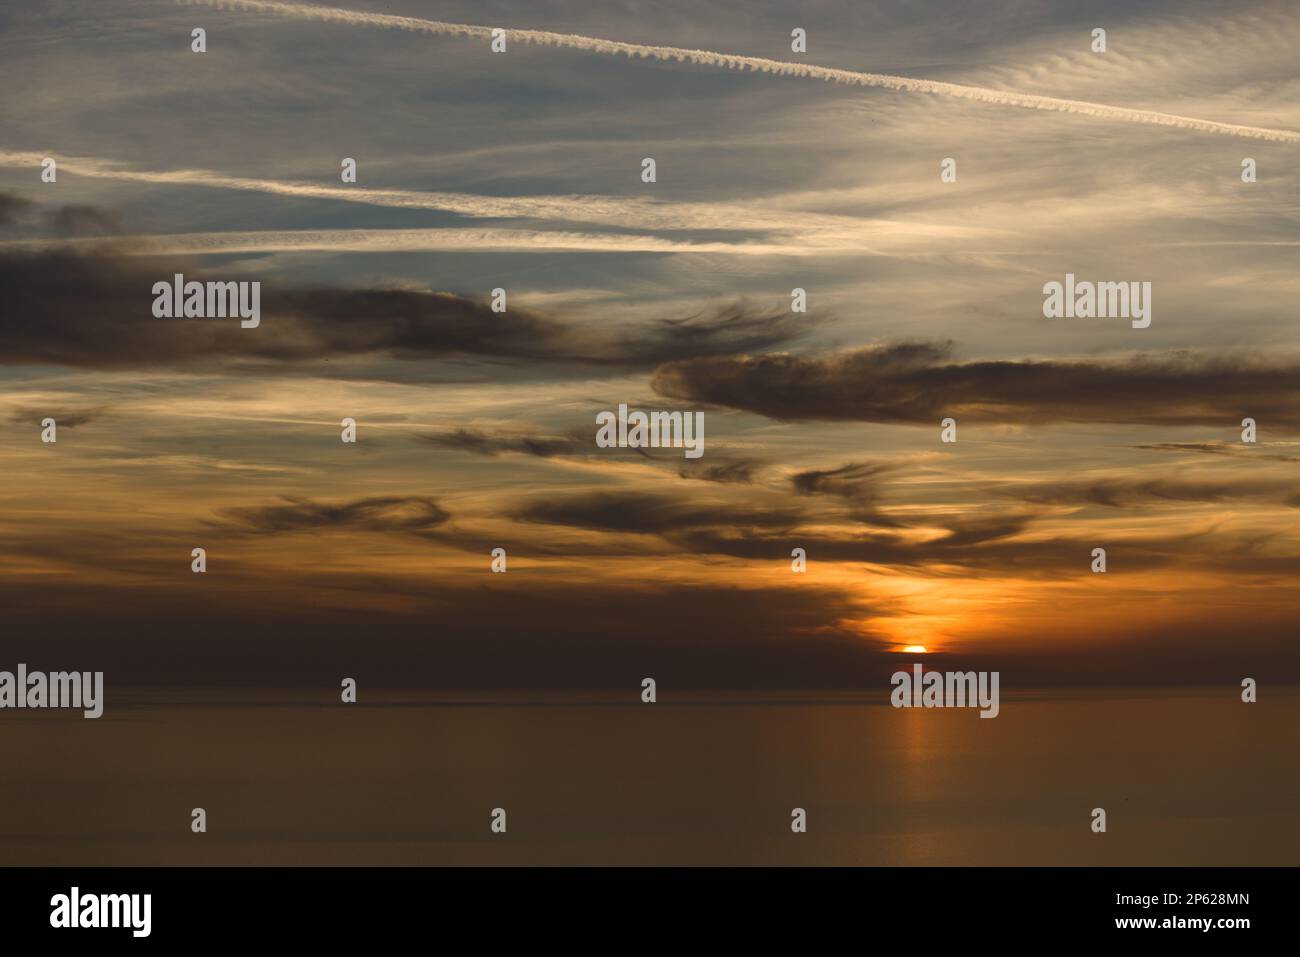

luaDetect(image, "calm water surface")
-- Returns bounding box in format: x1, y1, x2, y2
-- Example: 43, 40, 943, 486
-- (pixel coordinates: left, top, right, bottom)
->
1, 688, 1295, 865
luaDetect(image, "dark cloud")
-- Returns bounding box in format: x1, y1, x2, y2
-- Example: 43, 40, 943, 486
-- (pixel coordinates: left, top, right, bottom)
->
788, 461, 922, 528
791, 461, 899, 501
50, 204, 123, 237
933, 510, 1038, 547
508, 489, 1057, 567
668, 525, 1161, 574
1, 192, 121, 235
652, 341, 1300, 429
512, 490, 802, 534
217, 495, 450, 535
678, 459, 758, 484
268, 292, 805, 368
0, 243, 807, 373
635, 301, 810, 365
1005, 475, 1300, 508
420, 427, 595, 459
0, 192, 35, 225
501, 488, 1248, 576
1137, 442, 1300, 462
425, 426, 750, 470
656, 518, 1300, 579
425, 429, 768, 490
7, 406, 102, 428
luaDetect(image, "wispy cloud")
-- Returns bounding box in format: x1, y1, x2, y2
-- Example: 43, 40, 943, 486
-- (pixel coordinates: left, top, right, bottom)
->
653, 341, 1300, 429
0, 239, 808, 371
216, 494, 450, 534
7, 227, 838, 257
0, 150, 995, 246
190, 0, 1300, 141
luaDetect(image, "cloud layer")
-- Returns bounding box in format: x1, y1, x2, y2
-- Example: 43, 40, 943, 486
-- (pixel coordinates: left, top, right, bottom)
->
653, 341, 1300, 429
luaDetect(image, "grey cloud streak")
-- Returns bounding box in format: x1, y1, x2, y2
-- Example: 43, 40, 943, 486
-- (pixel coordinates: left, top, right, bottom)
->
0, 238, 808, 374
652, 341, 1300, 429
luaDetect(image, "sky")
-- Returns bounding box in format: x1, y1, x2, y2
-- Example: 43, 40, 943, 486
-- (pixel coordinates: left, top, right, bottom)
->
1, 0, 1298, 689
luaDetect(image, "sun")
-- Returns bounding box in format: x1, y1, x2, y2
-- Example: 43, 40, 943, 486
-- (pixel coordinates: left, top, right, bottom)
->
901, 645, 928, 654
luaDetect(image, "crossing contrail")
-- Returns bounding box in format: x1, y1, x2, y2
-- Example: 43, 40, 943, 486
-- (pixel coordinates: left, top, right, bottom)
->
185, 0, 1300, 143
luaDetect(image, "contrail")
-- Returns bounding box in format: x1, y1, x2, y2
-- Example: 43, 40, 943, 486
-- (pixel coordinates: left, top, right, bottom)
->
186, 0, 1300, 143
0, 149, 997, 247
0, 227, 832, 257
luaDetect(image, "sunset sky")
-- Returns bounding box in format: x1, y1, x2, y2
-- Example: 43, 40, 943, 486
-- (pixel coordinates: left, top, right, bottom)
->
2, 0, 1298, 690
